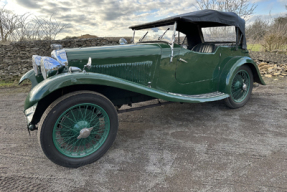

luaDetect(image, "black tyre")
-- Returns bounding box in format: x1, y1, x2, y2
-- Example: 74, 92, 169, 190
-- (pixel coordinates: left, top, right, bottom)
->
224, 65, 253, 109
37, 91, 118, 168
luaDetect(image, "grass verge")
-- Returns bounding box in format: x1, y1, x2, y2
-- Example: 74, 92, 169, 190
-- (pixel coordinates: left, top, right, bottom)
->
0, 80, 31, 88
247, 44, 262, 52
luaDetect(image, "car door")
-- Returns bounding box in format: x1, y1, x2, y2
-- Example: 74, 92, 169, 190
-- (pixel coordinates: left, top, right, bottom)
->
175, 47, 220, 84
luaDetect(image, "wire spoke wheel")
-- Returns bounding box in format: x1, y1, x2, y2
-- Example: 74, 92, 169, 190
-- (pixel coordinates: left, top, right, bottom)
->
224, 66, 253, 109
231, 70, 250, 103
53, 103, 110, 158
38, 91, 118, 167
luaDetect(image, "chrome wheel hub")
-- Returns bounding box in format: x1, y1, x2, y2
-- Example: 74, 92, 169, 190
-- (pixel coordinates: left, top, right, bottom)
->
77, 127, 94, 139
242, 83, 247, 91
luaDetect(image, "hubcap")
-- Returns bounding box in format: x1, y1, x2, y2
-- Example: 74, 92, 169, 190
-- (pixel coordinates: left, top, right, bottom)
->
242, 83, 247, 91
77, 127, 94, 139
231, 70, 250, 103
53, 103, 110, 158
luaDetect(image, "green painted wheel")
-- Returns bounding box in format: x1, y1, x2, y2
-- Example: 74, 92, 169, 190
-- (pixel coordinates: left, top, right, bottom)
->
53, 103, 110, 158
224, 65, 253, 109
38, 91, 118, 168
231, 70, 250, 103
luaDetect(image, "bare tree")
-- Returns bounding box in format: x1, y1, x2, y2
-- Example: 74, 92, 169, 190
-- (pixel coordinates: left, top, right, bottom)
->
0, 6, 29, 42
246, 18, 268, 43
245, 5, 287, 52
196, 0, 257, 19
261, 13, 287, 51
0, 6, 66, 42
32, 15, 67, 40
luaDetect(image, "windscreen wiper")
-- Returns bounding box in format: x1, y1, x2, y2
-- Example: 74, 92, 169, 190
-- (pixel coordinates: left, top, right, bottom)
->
158, 28, 170, 40
139, 31, 148, 42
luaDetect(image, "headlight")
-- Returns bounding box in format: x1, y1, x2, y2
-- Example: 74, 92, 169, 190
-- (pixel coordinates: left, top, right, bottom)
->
40, 57, 62, 79
32, 55, 42, 75
51, 49, 68, 66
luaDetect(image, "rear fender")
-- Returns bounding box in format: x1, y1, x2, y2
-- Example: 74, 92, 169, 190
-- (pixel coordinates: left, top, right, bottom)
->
218, 56, 265, 94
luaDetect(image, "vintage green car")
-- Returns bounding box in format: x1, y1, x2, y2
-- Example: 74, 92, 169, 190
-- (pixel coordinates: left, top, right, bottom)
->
19, 10, 265, 167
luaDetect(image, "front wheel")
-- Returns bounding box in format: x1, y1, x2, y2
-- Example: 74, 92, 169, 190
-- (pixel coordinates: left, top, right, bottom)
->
224, 65, 253, 109
37, 91, 118, 168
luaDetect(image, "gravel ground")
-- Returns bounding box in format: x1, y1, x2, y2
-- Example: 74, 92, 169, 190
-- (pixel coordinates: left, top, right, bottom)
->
0, 77, 287, 192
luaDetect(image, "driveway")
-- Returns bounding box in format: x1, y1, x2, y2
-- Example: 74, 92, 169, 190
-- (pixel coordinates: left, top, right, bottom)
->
0, 77, 287, 192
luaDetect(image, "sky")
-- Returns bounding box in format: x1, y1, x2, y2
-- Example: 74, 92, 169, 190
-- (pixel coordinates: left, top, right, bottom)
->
0, 0, 286, 39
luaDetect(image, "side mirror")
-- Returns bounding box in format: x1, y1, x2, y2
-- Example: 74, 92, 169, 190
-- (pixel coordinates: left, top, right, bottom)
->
119, 38, 128, 45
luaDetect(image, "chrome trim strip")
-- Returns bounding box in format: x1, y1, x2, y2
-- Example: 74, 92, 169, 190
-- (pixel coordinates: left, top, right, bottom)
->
69, 67, 82, 73
179, 58, 188, 63
167, 91, 227, 99
132, 30, 135, 44
170, 21, 177, 62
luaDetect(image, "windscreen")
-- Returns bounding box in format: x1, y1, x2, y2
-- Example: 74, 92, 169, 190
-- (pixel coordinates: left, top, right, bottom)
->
134, 24, 175, 44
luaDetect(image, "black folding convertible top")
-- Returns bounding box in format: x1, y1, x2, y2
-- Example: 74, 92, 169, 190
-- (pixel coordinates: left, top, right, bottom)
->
130, 9, 246, 49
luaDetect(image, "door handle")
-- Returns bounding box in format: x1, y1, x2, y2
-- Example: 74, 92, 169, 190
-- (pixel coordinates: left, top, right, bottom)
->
179, 58, 188, 63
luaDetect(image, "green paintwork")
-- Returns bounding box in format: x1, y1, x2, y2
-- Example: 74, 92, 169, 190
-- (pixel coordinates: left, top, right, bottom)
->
53, 103, 110, 158
217, 56, 265, 95
154, 45, 265, 95
176, 48, 221, 83
65, 44, 161, 86
19, 69, 44, 89
24, 71, 230, 110
20, 42, 265, 126
154, 44, 220, 94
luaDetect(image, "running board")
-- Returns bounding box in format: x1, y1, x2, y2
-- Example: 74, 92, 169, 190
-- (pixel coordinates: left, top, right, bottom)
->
118, 91, 229, 113
167, 91, 228, 99
118, 101, 173, 113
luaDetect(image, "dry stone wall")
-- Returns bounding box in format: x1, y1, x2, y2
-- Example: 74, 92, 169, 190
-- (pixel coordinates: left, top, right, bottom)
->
249, 51, 287, 64
249, 51, 287, 78
0, 37, 126, 81
258, 62, 287, 78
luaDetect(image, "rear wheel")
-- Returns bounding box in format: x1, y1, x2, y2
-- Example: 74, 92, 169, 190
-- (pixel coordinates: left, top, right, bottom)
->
224, 65, 253, 109
37, 91, 118, 168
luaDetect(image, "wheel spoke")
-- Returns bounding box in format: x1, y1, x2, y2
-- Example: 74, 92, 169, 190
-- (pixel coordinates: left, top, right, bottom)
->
53, 103, 111, 158
83, 105, 88, 121
56, 134, 75, 140
69, 109, 78, 122
78, 106, 84, 120
234, 90, 243, 99
89, 109, 102, 125
59, 123, 77, 133
62, 115, 77, 124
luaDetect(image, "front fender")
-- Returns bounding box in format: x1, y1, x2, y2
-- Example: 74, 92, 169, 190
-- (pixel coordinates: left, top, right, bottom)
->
19, 69, 44, 88
24, 72, 230, 111
218, 56, 265, 94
